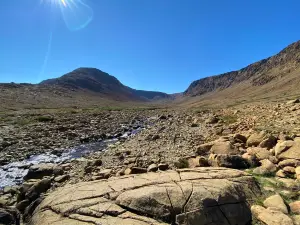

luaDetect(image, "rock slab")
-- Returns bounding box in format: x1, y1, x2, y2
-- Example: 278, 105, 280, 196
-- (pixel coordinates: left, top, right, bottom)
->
31, 168, 260, 225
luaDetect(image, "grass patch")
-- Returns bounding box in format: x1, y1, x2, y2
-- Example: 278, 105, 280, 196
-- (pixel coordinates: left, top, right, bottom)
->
174, 158, 189, 169
220, 114, 238, 125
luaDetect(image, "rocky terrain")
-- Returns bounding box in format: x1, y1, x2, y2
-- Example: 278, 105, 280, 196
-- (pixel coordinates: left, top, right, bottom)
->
0, 98, 300, 224
2, 41, 300, 224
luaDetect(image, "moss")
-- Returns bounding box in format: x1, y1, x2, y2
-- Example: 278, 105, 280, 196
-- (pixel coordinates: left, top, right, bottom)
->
174, 158, 189, 169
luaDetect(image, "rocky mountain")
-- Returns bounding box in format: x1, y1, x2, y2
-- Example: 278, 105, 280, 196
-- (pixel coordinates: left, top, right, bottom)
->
40, 68, 169, 101
184, 41, 300, 99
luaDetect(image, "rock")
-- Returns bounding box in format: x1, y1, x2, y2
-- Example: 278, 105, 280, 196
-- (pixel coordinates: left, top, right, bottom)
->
124, 167, 147, 175
158, 163, 169, 171
210, 141, 239, 155
276, 170, 287, 178
98, 169, 112, 179
25, 178, 52, 201
259, 136, 278, 149
263, 194, 288, 214
88, 159, 103, 167
296, 167, 300, 179
247, 131, 266, 147
205, 116, 219, 124
234, 133, 247, 143
290, 201, 300, 214
283, 166, 295, 174
277, 141, 300, 160
54, 175, 69, 183
279, 159, 300, 168
252, 159, 277, 175
242, 153, 260, 167
247, 147, 272, 161
195, 143, 213, 155
275, 140, 294, 156
147, 164, 158, 172
208, 154, 250, 169
24, 164, 63, 180
187, 156, 209, 168
251, 205, 293, 225
30, 168, 259, 225
0, 207, 20, 225
276, 178, 300, 189
16, 199, 30, 213
287, 99, 300, 104
292, 215, 300, 225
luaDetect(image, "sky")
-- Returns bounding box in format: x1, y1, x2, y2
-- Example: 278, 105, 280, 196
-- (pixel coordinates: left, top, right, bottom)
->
1, 0, 300, 93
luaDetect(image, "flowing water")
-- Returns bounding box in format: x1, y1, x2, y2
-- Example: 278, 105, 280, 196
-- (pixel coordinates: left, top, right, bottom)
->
0, 126, 144, 189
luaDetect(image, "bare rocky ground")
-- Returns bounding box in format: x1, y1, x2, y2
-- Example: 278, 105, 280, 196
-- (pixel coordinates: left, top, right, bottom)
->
1, 99, 300, 224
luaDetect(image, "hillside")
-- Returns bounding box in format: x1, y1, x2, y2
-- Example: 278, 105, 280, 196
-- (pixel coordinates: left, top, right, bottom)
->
0, 68, 170, 111
183, 41, 300, 106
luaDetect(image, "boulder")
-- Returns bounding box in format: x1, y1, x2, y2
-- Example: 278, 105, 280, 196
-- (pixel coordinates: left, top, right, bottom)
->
0, 207, 20, 225
263, 194, 288, 214
290, 201, 300, 214
24, 164, 63, 180
247, 147, 272, 161
195, 143, 213, 155
259, 136, 278, 149
208, 154, 250, 169
247, 132, 266, 147
278, 159, 300, 168
210, 141, 239, 155
234, 134, 247, 143
252, 159, 277, 175
30, 168, 260, 225
277, 141, 300, 160
274, 140, 295, 156
124, 167, 147, 175
147, 164, 158, 172
251, 205, 293, 225
296, 166, 300, 179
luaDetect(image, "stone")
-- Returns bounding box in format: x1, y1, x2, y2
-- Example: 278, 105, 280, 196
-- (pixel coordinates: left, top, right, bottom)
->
98, 169, 112, 179
24, 164, 63, 180
275, 140, 295, 156
30, 168, 259, 225
292, 215, 300, 225
287, 99, 300, 104
205, 116, 219, 124
296, 167, 300, 179
187, 156, 209, 168
247, 147, 272, 161
277, 141, 300, 160
25, 178, 52, 201
251, 205, 293, 225
158, 164, 169, 171
0, 207, 20, 225
290, 201, 300, 214
278, 159, 300, 168
259, 136, 278, 149
208, 154, 250, 169
195, 143, 213, 155
252, 159, 277, 175
210, 141, 239, 155
124, 167, 147, 175
147, 164, 158, 172
234, 133, 247, 143
263, 194, 288, 214
276, 170, 287, 178
54, 175, 70, 183
283, 166, 295, 174
247, 131, 266, 147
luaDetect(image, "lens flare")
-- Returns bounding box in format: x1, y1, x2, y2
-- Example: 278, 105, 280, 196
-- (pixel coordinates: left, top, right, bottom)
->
60, 0, 94, 31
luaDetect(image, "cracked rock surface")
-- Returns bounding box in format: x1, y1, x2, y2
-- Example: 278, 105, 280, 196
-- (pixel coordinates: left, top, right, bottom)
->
30, 167, 259, 225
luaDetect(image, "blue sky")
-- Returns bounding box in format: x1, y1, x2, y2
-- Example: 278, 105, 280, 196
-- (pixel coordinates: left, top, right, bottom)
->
1, 0, 300, 93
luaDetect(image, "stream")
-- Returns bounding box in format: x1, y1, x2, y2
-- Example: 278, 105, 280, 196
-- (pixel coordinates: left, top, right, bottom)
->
0, 124, 145, 189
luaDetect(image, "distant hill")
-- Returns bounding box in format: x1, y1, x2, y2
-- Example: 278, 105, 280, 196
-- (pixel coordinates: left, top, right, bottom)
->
182, 40, 300, 107
40, 68, 169, 101
0, 68, 170, 110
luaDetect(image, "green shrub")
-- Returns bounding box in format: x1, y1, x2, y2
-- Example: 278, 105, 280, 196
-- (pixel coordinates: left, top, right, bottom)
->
36, 116, 54, 122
